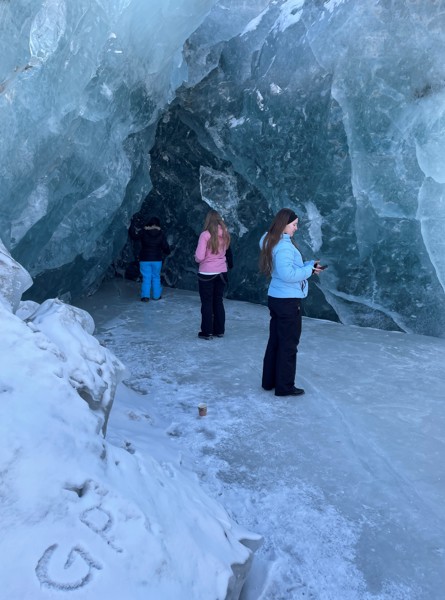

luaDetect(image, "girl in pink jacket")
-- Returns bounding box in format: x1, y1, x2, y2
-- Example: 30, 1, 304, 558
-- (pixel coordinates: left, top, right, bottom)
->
194, 210, 233, 340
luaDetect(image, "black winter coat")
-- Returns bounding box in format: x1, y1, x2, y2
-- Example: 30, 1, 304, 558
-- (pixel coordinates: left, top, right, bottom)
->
131, 226, 171, 261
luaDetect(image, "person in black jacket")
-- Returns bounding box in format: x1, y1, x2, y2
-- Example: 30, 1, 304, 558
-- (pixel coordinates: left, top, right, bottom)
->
129, 216, 171, 302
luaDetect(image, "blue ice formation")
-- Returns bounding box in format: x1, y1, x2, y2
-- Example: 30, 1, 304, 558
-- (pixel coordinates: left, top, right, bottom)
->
1, 0, 444, 336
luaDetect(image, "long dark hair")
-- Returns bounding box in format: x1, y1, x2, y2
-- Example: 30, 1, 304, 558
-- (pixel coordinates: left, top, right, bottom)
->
203, 210, 230, 254
259, 208, 297, 277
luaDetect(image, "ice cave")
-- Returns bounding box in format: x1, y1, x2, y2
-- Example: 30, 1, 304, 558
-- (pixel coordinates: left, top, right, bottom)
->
2, 2, 445, 599
1, 0, 445, 336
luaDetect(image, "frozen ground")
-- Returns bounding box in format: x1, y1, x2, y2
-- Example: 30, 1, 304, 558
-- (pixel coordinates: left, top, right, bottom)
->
77, 278, 445, 600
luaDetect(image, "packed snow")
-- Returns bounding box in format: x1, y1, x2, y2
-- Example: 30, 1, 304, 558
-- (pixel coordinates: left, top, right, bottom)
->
1, 244, 444, 598
0, 245, 259, 600
78, 278, 445, 599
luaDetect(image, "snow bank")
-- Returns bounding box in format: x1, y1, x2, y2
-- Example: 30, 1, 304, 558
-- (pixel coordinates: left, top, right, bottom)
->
0, 240, 260, 599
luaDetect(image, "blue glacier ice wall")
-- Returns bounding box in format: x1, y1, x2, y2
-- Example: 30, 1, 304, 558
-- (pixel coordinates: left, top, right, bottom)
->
1, 0, 445, 337
0, 0, 214, 300
140, 0, 445, 336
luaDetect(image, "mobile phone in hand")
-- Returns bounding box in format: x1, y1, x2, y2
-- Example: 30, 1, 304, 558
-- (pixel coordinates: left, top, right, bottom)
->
317, 264, 328, 270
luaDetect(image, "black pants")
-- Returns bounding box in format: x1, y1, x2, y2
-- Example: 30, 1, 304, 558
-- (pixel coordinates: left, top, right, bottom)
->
262, 296, 302, 395
198, 273, 228, 335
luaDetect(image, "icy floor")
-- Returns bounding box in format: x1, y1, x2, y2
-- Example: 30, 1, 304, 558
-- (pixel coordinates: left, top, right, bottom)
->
76, 278, 445, 600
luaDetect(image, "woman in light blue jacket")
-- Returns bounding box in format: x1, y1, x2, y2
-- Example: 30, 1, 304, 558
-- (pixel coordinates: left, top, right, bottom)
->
259, 208, 324, 396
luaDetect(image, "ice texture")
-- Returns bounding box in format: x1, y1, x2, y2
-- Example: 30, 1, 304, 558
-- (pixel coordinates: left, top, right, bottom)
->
144, 0, 445, 336
1, 0, 445, 336
0, 238, 33, 312
0, 0, 214, 300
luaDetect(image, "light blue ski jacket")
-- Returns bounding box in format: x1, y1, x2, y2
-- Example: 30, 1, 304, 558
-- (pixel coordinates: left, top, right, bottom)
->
260, 233, 314, 298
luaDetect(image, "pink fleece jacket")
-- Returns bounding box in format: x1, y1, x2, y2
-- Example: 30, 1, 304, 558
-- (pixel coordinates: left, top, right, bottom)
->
194, 227, 228, 273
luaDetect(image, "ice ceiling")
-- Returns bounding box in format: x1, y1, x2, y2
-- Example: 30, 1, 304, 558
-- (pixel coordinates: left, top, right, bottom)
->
1, 0, 444, 337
